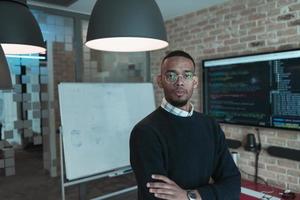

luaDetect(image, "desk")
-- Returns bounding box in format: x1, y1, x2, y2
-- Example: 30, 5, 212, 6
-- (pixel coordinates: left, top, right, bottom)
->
241, 180, 300, 200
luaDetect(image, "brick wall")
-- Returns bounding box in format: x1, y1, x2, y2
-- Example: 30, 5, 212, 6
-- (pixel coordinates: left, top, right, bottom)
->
53, 42, 76, 128
150, 0, 300, 192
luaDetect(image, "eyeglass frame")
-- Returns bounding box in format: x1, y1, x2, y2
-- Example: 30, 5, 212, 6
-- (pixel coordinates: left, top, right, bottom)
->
163, 70, 196, 83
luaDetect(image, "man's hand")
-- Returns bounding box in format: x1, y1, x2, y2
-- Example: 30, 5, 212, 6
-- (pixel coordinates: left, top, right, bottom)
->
147, 174, 189, 200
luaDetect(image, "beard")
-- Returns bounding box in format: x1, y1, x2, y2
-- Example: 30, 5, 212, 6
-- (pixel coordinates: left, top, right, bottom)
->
167, 98, 189, 107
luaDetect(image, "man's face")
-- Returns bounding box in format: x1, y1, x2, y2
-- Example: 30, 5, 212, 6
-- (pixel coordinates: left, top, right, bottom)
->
157, 56, 198, 108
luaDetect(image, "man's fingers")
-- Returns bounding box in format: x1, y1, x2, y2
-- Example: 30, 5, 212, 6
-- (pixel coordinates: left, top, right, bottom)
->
147, 182, 173, 189
153, 193, 173, 200
151, 174, 175, 184
149, 188, 175, 195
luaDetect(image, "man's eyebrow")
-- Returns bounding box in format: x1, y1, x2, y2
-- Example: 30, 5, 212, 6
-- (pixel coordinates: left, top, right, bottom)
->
184, 70, 194, 73
165, 70, 176, 73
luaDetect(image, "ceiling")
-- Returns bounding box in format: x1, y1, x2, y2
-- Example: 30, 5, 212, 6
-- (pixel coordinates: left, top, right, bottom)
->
29, 0, 77, 6
28, 0, 228, 20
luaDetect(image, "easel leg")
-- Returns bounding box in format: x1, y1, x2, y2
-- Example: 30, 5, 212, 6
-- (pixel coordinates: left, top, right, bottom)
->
79, 183, 87, 200
60, 128, 65, 200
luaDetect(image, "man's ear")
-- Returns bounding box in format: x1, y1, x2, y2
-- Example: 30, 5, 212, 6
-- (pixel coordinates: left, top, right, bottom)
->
157, 75, 163, 88
193, 76, 199, 89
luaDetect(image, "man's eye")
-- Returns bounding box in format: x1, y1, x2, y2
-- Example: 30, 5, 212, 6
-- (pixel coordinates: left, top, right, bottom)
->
166, 73, 177, 80
184, 73, 194, 79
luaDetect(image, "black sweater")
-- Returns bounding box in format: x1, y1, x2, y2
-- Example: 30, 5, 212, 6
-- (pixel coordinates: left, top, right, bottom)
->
130, 107, 241, 200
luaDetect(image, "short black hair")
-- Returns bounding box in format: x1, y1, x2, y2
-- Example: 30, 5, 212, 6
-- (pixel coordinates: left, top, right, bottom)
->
161, 50, 195, 67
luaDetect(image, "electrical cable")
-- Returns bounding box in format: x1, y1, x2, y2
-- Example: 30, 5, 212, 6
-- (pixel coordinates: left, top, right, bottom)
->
239, 167, 269, 186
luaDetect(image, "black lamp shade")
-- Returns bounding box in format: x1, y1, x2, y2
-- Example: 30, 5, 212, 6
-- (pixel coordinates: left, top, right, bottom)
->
244, 133, 257, 152
0, 45, 12, 90
86, 0, 168, 52
0, 0, 45, 54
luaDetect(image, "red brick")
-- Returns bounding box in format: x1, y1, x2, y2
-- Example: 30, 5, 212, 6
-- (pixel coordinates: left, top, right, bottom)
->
209, 5, 221, 12
190, 28, 202, 34
248, 13, 267, 21
257, 2, 277, 13
197, 20, 208, 27
286, 35, 300, 43
240, 21, 256, 30
217, 46, 230, 53
240, 8, 256, 16
216, 21, 230, 28
288, 19, 300, 26
289, 184, 300, 193
287, 169, 300, 177
267, 23, 286, 31
203, 24, 215, 30
267, 8, 281, 17
278, 43, 299, 50
210, 28, 224, 36
287, 140, 300, 149
256, 47, 276, 52
203, 48, 215, 54
278, 13, 296, 21
224, 38, 239, 45
209, 17, 221, 24
231, 4, 246, 12
278, 160, 298, 169
257, 18, 272, 26
217, 34, 230, 40
249, 41, 265, 48
266, 179, 286, 189
249, 161, 266, 169
278, 174, 298, 184
225, 13, 238, 20
240, 35, 256, 43
248, 26, 266, 34
231, 43, 247, 51
232, 18, 244, 26
278, 0, 298, 7
289, 3, 300, 11
202, 36, 216, 43
266, 165, 286, 174
248, 0, 265, 8
258, 169, 277, 179
267, 137, 286, 146
276, 130, 298, 139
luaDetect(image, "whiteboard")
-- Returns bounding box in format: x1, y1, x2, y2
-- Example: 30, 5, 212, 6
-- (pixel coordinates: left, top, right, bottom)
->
58, 83, 155, 180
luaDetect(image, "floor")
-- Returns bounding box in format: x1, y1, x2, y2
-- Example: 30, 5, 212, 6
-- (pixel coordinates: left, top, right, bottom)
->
0, 147, 137, 200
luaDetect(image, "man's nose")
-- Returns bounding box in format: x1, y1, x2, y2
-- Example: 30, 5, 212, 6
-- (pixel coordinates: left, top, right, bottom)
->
175, 75, 184, 85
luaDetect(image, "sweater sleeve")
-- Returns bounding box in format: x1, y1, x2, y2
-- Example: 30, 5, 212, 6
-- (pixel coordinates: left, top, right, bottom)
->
197, 120, 241, 200
130, 124, 167, 200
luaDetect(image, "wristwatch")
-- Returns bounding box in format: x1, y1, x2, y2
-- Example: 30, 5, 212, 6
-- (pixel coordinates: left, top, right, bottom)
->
187, 190, 197, 200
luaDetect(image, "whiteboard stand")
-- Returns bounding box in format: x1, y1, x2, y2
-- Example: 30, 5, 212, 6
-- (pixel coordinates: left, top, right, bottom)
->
60, 127, 137, 200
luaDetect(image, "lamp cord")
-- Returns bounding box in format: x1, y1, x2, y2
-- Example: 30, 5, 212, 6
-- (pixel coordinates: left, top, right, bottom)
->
255, 128, 262, 184
239, 167, 269, 186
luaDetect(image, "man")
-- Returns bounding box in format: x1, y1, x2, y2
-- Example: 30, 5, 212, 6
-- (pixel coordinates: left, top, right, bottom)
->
130, 50, 241, 200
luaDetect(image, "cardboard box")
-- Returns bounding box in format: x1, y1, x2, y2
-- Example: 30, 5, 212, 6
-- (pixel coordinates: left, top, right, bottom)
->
0, 159, 4, 168
0, 141, 4, 149
5, 167, 15, 176
33, 136, 42, 145
1, 148, 14, 158
4, 158, 15, 167
3, 131, 13, 139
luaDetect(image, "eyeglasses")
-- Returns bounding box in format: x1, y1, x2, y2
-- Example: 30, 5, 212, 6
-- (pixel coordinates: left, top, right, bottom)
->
164, 71, 195, 83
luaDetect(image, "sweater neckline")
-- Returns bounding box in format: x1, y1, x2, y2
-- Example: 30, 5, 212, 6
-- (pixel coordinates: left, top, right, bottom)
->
158, 107, 197, 121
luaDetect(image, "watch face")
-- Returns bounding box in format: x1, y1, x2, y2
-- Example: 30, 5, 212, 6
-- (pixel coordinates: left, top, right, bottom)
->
188, 191, 197, 199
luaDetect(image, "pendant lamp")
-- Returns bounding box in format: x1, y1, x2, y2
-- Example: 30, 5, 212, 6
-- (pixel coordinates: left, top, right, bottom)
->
86, 0, 168, 52
0, 0, 45, 54
0, 46, 12, 90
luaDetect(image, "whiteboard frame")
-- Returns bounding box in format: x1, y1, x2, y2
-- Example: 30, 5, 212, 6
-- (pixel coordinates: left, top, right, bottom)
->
58, 83, 155, 199
60, 127, 137, 200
